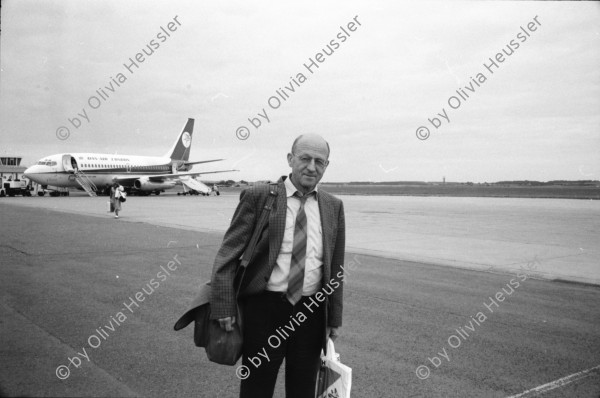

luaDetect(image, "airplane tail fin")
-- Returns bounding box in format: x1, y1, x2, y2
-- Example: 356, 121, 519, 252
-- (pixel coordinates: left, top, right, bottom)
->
164, 118, 195, 161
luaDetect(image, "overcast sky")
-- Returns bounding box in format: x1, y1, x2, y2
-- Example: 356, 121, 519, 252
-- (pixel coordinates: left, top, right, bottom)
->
1, 0, 599, 183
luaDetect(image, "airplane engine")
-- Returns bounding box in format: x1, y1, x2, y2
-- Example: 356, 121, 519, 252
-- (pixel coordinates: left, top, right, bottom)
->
134, 178, 176, 191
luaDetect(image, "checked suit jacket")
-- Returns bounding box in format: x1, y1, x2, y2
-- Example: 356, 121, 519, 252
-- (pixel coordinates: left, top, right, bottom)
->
209, 176, 346, 329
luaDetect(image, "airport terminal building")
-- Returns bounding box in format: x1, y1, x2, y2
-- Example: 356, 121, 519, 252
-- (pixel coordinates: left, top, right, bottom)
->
0, 156, 26, 181
0, 156, 31, 197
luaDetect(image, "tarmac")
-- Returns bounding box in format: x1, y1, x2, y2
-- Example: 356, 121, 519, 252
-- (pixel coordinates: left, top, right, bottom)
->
4, 191, 599, 285
1, 192, 599, 397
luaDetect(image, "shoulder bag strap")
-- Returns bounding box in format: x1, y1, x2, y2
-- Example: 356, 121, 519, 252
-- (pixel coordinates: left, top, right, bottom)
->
239, 183, 278, 268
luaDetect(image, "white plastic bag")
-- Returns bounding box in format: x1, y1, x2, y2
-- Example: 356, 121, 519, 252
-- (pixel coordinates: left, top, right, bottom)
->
315, 339, 352, 398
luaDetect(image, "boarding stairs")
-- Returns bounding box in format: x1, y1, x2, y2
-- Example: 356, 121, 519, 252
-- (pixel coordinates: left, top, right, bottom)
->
74, 170, 97, 197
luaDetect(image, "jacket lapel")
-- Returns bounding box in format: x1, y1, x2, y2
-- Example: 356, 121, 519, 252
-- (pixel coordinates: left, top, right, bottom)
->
268, 180, 287, 269
318, 192, 333, 282
266, 178, 335, 282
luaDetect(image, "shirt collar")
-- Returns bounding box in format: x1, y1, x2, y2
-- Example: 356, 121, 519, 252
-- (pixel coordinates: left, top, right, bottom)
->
284, 175, 318, 199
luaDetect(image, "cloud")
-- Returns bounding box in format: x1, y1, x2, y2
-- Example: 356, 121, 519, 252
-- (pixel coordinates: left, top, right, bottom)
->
1, 0, 598, 182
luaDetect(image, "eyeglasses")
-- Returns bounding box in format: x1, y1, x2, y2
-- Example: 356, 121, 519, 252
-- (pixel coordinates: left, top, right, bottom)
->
292, 153, 329, 169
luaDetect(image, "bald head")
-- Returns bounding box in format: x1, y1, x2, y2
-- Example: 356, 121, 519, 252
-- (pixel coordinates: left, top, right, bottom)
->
287, 134, 330, 193
291, 134, 330, 159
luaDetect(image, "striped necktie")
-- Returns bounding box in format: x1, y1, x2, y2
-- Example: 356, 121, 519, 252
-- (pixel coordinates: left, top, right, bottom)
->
286, 191, 312, 305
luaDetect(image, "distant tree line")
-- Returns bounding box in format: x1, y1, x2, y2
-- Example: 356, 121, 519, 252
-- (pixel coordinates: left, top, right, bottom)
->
336, 181, 429, 186
211, 179, 598, 187
494, 180, 599, 186
214, 180, 249, 187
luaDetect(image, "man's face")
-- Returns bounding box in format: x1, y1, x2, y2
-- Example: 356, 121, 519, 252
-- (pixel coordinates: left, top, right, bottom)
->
287, 136, 329, 193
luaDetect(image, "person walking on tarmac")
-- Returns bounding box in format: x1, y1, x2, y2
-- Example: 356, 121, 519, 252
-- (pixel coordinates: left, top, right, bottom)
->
110, 183, 125, 219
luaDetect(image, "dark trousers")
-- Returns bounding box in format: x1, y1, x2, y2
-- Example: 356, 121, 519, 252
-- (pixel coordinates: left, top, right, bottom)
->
240, 291, 325, 398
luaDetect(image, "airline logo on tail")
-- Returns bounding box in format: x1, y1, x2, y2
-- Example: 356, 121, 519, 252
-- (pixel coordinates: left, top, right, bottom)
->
182, 132, 191, 148
166, 118, 194, 161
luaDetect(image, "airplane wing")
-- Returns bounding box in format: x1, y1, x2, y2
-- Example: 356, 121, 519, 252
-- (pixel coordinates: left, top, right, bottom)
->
183, 159, 224, 166
173, 159, 224, 171
113, 169, 238, 185
146, 169, 238, 181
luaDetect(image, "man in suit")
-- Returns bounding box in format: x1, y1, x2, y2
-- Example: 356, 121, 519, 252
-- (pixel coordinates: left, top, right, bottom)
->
210, 134, 345, 398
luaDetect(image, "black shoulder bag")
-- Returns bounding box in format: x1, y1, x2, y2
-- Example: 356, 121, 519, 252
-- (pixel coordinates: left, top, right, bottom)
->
174, 184, 278, 366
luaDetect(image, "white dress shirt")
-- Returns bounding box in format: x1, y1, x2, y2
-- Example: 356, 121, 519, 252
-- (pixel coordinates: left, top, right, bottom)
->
267, 177, 323, 295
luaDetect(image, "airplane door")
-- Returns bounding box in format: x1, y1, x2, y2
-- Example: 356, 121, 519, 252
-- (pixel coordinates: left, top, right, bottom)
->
62, 154, 74, 173
70, 157, 78, 172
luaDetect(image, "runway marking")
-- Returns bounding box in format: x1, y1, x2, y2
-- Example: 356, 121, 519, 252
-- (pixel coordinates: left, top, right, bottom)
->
506, 365, 600, 397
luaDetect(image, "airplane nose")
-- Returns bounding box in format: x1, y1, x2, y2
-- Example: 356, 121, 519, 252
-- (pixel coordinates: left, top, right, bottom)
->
24, 165, 36, 179
23, 165, 42, 183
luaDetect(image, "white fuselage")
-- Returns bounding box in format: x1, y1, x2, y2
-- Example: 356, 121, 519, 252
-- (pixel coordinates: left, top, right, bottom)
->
24, 153, 183, 190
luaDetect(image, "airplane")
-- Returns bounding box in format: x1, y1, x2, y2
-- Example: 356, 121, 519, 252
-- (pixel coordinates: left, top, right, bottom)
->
24, 118, 237, 196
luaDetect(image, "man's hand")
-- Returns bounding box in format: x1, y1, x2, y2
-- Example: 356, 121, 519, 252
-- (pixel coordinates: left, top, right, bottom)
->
218, 316, 236, 332
327, 326, 339, 341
